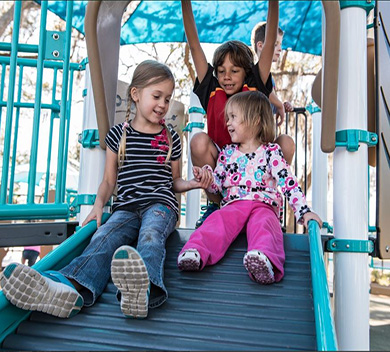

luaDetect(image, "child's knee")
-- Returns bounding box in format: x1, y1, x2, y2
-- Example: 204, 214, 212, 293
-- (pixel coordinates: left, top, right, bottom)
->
190, 132, 211, 155
275, 135, 295, 165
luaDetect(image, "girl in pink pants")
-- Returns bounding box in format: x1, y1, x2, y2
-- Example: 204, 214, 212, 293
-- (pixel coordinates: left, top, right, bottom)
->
178, 91, 322, 284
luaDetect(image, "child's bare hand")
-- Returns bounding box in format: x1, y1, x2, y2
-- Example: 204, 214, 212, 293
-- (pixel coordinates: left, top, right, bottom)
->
283, 101, 294, 112
192, 166, 202, 182
192, 166, 213, 189
302, 211, 322, 229
82, 206, 103, 228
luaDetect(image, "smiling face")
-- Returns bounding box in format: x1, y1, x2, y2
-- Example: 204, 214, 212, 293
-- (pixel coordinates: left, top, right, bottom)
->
216, 54, 246, 96
225, 102, 256, 144
131, 79, 174, 127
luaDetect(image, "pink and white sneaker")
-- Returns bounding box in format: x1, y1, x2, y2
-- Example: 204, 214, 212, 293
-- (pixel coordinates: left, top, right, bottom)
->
243, 250, 275, 284
177, 249, 201, 271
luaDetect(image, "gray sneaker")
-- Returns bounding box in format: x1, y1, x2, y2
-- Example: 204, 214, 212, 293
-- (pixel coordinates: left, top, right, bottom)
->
111, 246, 150, 319
243, 250, 275, 285
1, 263, 83, 318
177, 249, 201, 271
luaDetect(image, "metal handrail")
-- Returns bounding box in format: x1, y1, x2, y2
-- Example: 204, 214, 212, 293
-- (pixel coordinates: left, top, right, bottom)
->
308, 220, 338, 351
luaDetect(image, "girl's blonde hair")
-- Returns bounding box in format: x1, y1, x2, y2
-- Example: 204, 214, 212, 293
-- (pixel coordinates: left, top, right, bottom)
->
118, 60, 175, 167
225, 91, 275, 144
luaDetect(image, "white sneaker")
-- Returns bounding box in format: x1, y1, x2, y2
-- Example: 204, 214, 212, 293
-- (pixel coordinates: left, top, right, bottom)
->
243, 250, 275, 284
0, 263, 83, 318
111, 246, 150, 319
177, 249, 201, 271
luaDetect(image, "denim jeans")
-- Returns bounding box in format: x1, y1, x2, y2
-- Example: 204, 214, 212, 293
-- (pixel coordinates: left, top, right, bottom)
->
60, 203, 176, 308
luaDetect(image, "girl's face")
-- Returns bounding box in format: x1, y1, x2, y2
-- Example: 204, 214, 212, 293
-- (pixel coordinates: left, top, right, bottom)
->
225, 103, 257, 144
132, 79, 174, 127
216, 54, 246, 96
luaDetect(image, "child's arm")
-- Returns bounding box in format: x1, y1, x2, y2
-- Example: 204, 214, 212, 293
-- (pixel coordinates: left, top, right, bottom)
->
267, 144, 315, 225
82, 148, 118, 228
269, 90, 285, 126
181, 0, 208, 83
258, 0, 279, 84
172, 160, 213, 192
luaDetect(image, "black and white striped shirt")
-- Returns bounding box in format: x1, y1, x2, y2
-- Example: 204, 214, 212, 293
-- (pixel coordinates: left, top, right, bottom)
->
105, 122, 182, 219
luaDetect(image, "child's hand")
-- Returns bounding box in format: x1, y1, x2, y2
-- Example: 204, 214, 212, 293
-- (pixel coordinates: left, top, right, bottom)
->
82, 206, 103, 228
192, 165, 202, 182
192, 166, 213, 189
283, 101, 294, 113
302, 211, 323, 229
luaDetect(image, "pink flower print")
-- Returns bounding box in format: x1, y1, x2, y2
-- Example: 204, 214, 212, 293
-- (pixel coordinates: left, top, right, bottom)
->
157, 156, 166, 164
151, 140, 159, 148
268, 144, 279, 151
285, 177, 297, 190
257, 157, 266, 167
231, 172, 242, 185
246, 180, 252, 188
159, 145, 169, 152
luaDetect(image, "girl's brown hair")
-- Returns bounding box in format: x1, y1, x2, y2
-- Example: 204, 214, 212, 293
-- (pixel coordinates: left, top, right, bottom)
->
212, 40, 254, 76
118, 60, 175, 167
225, 90, 275, 144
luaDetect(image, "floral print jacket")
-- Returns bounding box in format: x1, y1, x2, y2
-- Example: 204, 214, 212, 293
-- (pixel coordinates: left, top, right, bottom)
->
205, 143, 311, 224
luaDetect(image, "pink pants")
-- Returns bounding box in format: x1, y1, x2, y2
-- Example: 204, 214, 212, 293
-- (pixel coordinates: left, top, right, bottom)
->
181, 201, 285, 281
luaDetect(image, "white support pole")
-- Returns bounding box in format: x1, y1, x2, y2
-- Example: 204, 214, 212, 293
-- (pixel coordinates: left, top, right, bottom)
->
185, 92, 204, 228
77, 63, 107, 224
333, 6, 369, 351
311, 109, 328, 221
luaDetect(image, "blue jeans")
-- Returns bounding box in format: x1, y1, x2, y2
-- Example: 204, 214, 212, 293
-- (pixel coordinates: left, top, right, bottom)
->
60, 203, 176, 308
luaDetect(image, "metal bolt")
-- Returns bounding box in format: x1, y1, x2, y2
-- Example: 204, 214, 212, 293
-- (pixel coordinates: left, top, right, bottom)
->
346, 244, 350, 249
386, 246, 389, 252
52, 33, 60, 40
332, 242, 336, 248
52, 50, 60, 58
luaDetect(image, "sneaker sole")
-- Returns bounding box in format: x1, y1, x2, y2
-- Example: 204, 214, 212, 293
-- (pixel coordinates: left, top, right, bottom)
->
244, 255, 275, 285
178, 258, 200, 271
111, 247, 149, 319
0, 263, 83, 318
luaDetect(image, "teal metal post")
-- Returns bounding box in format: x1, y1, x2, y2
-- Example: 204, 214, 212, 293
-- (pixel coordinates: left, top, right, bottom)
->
0, 2, 22, 204
55, 1, 73, 203
0, 64, 6, 126
43, 68, 58, 203
8, 65, 24, 203
27, 1, 48, 204
61, 69, 75, 194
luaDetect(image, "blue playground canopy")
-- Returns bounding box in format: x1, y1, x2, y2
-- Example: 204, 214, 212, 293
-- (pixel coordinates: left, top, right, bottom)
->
39, 0, 323, 56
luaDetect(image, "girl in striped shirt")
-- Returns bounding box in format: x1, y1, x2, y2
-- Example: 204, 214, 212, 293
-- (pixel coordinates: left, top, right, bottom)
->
1, 60, 212, 320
